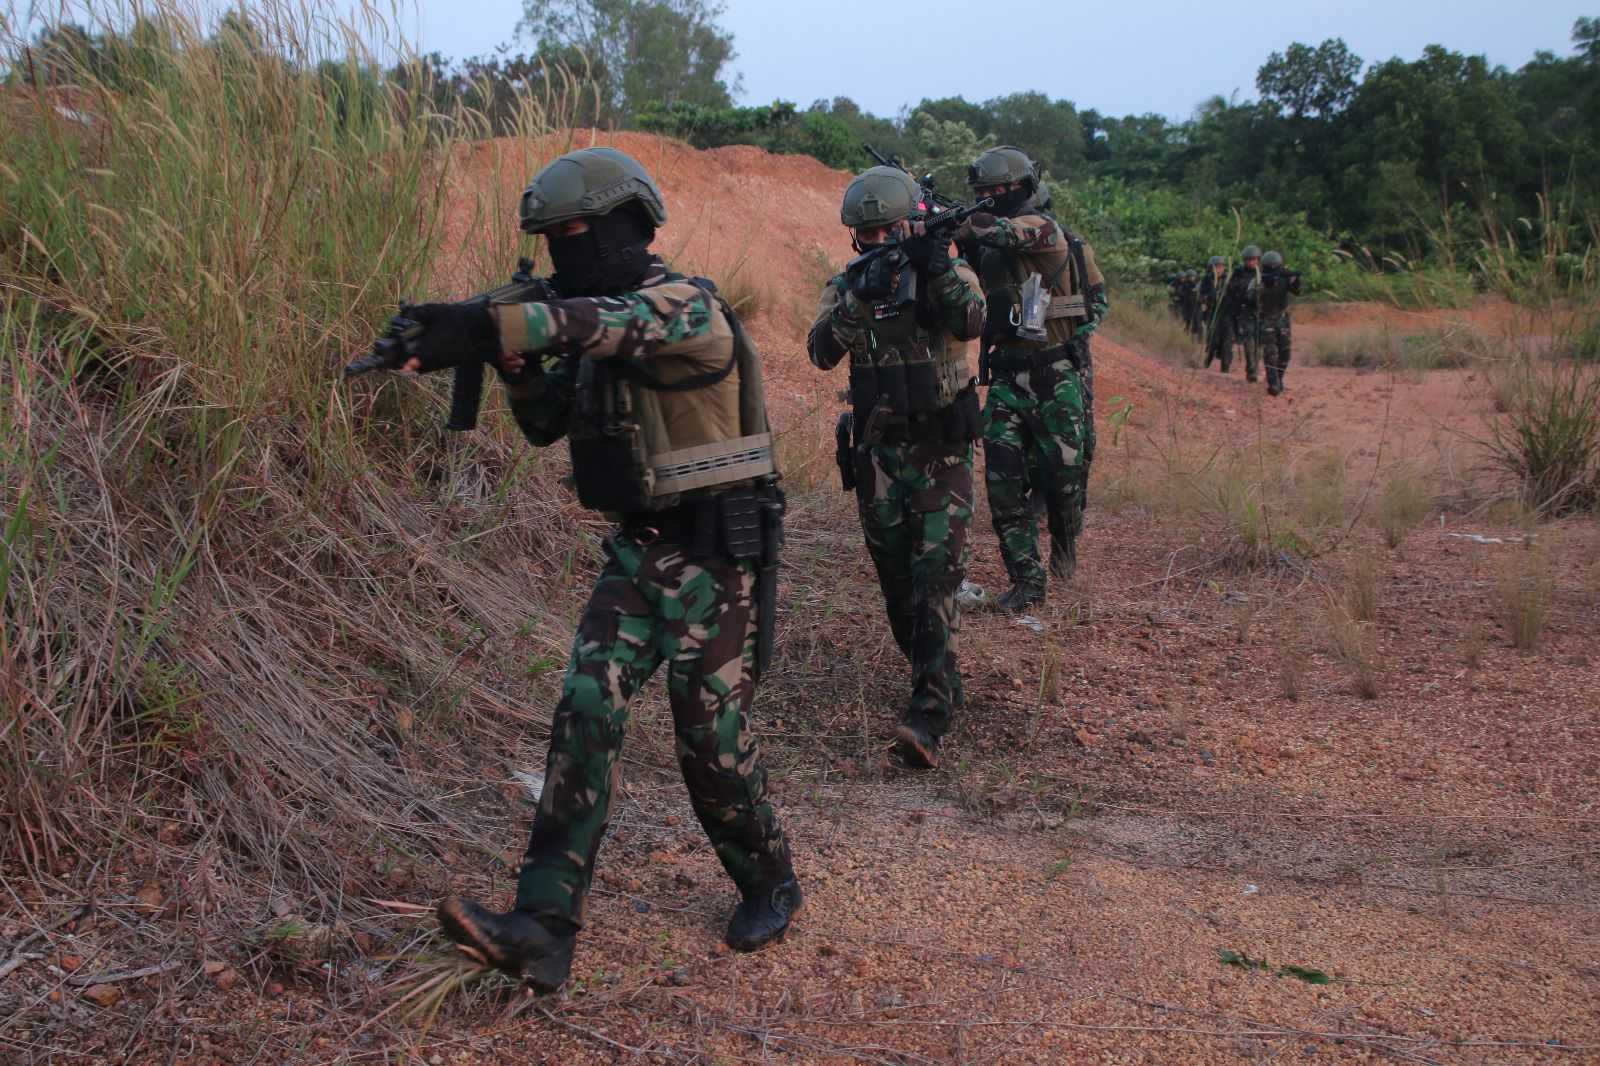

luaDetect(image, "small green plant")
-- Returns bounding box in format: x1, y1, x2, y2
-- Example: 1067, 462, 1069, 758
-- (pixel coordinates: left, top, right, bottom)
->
1045, 856, 1074, 880
1218, 949, 1333, 985
1322, 595, 1379, 699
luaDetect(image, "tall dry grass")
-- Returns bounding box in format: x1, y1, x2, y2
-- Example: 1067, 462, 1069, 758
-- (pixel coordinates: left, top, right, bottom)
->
0, 0, 594, 928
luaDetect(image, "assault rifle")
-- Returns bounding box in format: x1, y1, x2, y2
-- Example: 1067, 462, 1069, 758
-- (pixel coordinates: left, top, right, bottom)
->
345, 258, 556, 431
841, 196, 994, 300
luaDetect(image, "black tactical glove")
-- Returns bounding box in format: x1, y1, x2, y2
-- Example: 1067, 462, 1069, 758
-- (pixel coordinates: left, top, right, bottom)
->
900, 233, 952, 276
848, 252, 900, 301
398, 302, 500, 374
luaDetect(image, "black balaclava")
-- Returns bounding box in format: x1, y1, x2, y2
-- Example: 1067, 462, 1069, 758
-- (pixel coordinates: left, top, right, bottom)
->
988, 182, 1034, 219
547, 205, 655, 296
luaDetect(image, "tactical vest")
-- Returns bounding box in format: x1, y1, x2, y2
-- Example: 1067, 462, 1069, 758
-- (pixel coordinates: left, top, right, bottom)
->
1256, 270, 1294, 316
980, 215, 1091, 353
844, 274, 969, 427
568, 276, 776, 515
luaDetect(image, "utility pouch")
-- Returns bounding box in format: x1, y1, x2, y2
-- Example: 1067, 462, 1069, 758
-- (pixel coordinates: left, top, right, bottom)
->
877, 361, 910, 416
849, 364, 879, 417
835, 411, 857, 492
571, 428, 651, 513
719, 491, 763, 561
1016, 272, 1049, 343
950, 384, 982, 443
904, 358, 940, 416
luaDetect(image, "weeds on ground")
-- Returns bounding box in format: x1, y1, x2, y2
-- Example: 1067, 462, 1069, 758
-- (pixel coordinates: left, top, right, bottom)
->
1497, 544, 1555, 651
1343, 555, 1379, 623
1105, 289, 1204, 367
1321, 594, 1380, 699
1374, 466, 1431, 548
1312, 325, 1484, 372
1483, 360, 1600, 514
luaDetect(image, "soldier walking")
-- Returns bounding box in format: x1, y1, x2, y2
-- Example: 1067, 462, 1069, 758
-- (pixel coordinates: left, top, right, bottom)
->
1252, 250, 1302, 395
388, 147, 799, 991
1200, 255, 1232, 370
959, 146, 1108, 612
1227, 245, 1264, 382
807, 166, 985, 769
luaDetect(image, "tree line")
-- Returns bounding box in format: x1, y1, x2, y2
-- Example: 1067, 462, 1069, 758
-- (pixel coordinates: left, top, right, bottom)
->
11, 2, 1598, 287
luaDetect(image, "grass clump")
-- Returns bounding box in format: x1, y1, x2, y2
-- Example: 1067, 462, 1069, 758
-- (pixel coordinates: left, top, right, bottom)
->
1484, 361, 1600, 515
1497, 545, 1555, 651
0, 0, 588, 919
1312, 325, 1483, 371
1105, 288, 1203, 368
1374, 466, 1431, 548
1321, 595, 1380, 699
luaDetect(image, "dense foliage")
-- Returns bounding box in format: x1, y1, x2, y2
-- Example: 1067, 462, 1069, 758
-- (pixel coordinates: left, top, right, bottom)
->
12, 11, 1600, 294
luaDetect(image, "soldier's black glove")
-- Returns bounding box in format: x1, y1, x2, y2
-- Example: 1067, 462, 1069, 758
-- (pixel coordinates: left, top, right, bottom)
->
900, 233, 952, 276
848, 253, 900, 301
398, 301, 500, 374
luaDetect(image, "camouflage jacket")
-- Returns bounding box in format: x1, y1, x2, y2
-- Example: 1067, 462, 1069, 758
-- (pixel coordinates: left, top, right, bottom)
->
1226, 265, 1260, 318
806, 257, 984, 374
491, 258, 741, 450
959, 211, 1108, 347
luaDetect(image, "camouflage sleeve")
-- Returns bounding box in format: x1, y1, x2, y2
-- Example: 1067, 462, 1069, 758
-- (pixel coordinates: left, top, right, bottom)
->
806, 275, 855, 371
931, 259, 984, 341
1076, 241, 1109, 339
491, 286, 715, 361
503, 355, 577, 447
961, 211, 1062, 252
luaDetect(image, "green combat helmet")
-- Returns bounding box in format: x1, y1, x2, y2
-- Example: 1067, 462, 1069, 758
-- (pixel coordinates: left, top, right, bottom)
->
1241, 244, 1262, 262
1209, 255, 1226, 268
518, 146, 669, 233
966, 145, 1040, 216
1262, 251, 1284, 269
840, 166, 919, 228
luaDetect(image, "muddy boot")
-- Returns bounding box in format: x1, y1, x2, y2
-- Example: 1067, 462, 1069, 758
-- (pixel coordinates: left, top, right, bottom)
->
437, 898, 576, 993
726, 875, 802, 951
893, 712, 941, 769
996, 582, 1045, 614
1049, 536, 1078, 581
1266, 365, 1283, 396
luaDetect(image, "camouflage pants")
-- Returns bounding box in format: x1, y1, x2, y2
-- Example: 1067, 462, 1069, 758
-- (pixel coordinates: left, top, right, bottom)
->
1260, 314, 1292, 376
515, 532, 790, 925
1206, 310, 1233, 369
983, 354, 1088, 596
854, 440, 973, 735
1237, 314, 1261, 378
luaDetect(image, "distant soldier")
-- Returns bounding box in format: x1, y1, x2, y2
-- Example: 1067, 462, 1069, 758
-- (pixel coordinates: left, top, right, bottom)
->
807, 166, 985, 768
1251, 250, 1303, 395
960, 146, 1108, 611
1181, 270, 1204, 339
1199, 255, 1232, 369
1226, 245, 1264, 382
394, 148, 799, 991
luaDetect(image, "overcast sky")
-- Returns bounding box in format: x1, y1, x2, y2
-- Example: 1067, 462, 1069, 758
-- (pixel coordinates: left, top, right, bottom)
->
391, 0, 1592, 119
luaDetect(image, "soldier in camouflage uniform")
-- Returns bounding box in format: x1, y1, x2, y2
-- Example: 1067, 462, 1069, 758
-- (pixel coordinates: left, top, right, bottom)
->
1199, 255, 1232, 370
393, 148, 798, 992
1251, 250, 1302, 396
807, 166, 985, 769
1226, 245, 1264, 382
959, 146, 1108, 612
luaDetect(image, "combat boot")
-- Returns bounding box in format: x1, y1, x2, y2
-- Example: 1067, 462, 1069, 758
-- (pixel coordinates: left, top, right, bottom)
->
1266, 366, 1284, 396
996, 582, 1044, 614
893, 712, 941, 769
726, 875, 802, 951
437, 898, 576, 993
1050, 537, 1078, 581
